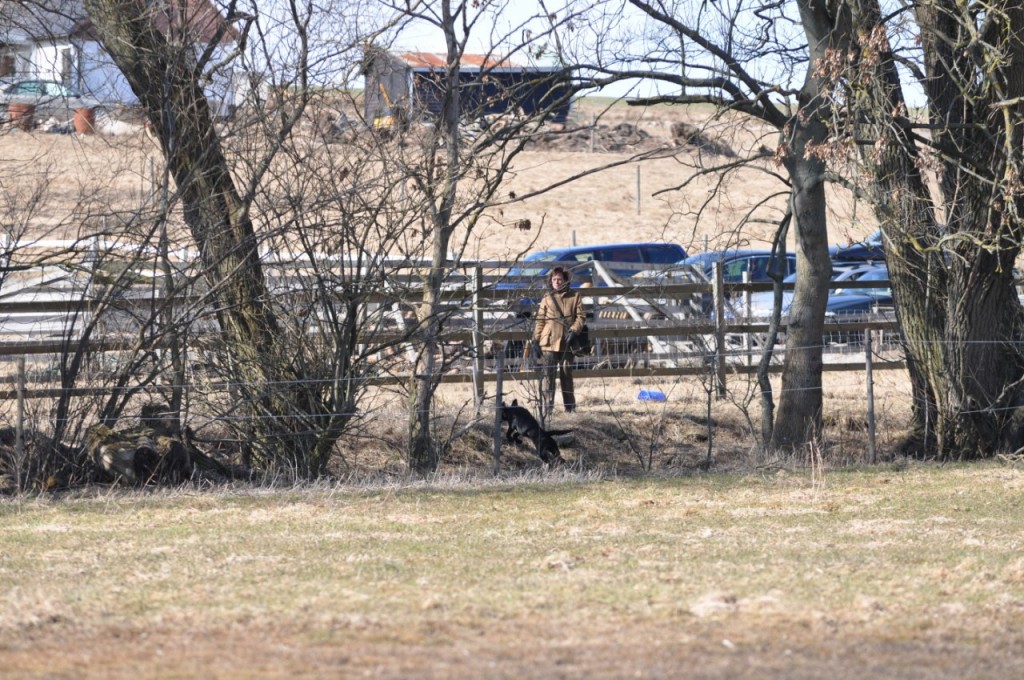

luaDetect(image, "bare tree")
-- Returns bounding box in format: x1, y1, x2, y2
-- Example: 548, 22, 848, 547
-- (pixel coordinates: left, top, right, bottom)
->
825, 0, 1024, 458
568, 0, 844, 452
371, 0, 578, 473
0, 0, 422, 479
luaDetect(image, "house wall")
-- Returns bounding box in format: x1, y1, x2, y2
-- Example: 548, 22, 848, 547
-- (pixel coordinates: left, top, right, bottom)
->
80, 40, 240, 115
410, 69, 572, 123
80, 41, 136, 104
30, 42, 76, 85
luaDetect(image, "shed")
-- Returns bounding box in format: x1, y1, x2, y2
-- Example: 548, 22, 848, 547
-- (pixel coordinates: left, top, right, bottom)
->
361, 47, 572, 130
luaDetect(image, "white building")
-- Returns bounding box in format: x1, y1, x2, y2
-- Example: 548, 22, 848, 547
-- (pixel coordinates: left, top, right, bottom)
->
0, 0, 242, 116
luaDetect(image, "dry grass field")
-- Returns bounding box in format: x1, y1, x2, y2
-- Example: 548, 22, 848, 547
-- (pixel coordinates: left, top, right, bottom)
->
3, 462, 1024, 679
4, 98, 992, 678
0, 98, 877, 257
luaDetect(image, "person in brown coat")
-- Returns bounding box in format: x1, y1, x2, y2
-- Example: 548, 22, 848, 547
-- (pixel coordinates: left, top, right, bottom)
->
532, 266, 586, 414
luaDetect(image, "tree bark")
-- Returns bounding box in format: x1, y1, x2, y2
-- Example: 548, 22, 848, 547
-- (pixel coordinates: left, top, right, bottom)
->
83, 0, 328, 474
770, 0, 848, 451
847, 0, 1024, 457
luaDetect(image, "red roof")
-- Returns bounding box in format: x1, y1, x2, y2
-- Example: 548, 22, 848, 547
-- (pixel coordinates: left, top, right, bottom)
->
150, 0, 240, 43
71, 0, 239, 44
398, 52, 517, 69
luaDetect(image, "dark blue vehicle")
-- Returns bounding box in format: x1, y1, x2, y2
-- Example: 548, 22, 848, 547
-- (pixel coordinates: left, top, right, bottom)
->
742, 262, 883, 318
830, 229, 884, 262
504, 242, 686, 281
676, 249, 797, 283
661, 249, 797, 315
825, 265, 892, 314
499, 242, 686, 315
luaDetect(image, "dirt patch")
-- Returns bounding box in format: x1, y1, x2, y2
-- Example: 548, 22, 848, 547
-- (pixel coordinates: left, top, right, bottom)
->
3, 595, 1022, 679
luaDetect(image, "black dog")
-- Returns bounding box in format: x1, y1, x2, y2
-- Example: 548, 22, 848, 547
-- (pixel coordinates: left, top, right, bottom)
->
500, 399, 570, 464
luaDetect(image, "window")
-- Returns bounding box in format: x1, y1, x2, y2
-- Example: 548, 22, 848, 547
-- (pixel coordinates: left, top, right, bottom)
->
642, 245, 685, 264
598, 247, 642, 263
60, 47, 73, 85
722, 259, 749, 281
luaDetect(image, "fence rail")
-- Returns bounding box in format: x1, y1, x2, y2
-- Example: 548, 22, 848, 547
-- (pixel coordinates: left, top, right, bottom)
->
0, 243, 909, 403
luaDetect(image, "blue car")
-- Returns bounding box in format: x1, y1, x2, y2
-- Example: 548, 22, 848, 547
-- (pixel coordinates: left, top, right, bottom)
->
825, 265, 892, 314
830, 229, 884, 262
504, 242, 686, 280
660, 249, 797, 315
675, 249, 797, 284
742, 262, 884, 318
736, 264, 891, 344
499, 242, 686, 314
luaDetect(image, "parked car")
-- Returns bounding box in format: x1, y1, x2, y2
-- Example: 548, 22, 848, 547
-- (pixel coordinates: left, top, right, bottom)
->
825, 265, 892, 313
652, 249, 797, 315
674, 249, 797, 284
0, 80, 101, 125
830, 229, 884, 262
739, 262, 885, 319
499, 242, 686, 314
734, 263, 892, 345
503, 242, 686, 281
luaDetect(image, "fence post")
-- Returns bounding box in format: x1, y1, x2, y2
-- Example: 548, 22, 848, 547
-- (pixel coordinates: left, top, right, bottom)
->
472, 265, 486, 412
865, 329, 877, 464
493, 346, 504, 475
16, 356, 25, 493
742, 271, 752, 367
712, 261, 726, 397
635, 166, 641, 215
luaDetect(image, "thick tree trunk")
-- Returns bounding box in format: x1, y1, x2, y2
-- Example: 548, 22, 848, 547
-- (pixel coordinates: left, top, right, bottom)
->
918, 1, 1024, 456
83, 0, 332, 475
842, 0, 944, 453
771, 168, 831, 450
848, 0, 1024, 458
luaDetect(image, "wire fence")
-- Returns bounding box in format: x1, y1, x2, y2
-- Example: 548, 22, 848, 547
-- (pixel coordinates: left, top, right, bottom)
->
0, 242, 919, 476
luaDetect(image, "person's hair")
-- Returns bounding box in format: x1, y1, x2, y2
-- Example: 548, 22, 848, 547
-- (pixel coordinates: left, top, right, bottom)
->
549, 266, 571, 283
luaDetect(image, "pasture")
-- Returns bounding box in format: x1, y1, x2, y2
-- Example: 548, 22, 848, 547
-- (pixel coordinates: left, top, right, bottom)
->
6, 97, 1011, 678
0, 97, 902, 484
2, 462, 1024, 678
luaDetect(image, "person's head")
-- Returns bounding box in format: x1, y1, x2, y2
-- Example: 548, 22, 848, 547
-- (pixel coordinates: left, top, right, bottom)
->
549, 267, 570, 290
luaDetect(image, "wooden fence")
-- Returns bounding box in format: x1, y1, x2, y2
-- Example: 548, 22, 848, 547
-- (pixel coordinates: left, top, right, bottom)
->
0, 241, 907, 403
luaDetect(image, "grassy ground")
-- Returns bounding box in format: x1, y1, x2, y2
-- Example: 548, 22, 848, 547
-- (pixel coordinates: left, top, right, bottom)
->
2, 461, 1023, 678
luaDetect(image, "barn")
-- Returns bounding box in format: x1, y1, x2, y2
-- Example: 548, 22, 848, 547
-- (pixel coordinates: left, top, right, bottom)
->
361, 47, 572, 130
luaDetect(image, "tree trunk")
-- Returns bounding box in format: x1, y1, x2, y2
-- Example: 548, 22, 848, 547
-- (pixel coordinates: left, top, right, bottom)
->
769, 0, 848, 452
83, 0, 329, 474
771, 171, 831, 450
916, 1, 1024, 456
848, 0, 1024, 457
757, 215, 792, 447
407, 1, 462, 473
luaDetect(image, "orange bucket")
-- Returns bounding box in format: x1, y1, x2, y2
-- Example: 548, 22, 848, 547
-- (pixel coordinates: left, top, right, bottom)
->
74, 107, 96, 134
8, 103, 34, 131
